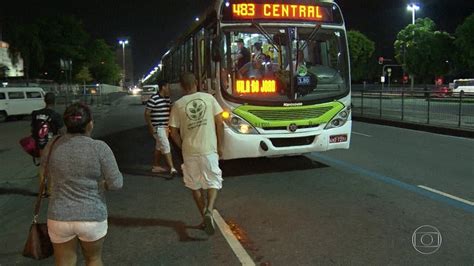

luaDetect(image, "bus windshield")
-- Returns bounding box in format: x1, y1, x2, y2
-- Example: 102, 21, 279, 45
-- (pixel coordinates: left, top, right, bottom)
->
220, 26, 349, 104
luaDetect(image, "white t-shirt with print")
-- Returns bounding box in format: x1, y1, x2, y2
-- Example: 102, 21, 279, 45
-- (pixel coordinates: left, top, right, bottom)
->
169, 92, 223, 157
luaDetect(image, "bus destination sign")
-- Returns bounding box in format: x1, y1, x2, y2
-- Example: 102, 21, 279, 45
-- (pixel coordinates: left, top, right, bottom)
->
236, 79, 277, 94
224, 2, 334, 22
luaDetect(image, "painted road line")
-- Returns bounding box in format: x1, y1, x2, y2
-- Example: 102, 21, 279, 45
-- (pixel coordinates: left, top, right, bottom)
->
418, 185, 474, 206
352, 132, 372, 137
308, 153, 474, 214
213, 209, 256, 266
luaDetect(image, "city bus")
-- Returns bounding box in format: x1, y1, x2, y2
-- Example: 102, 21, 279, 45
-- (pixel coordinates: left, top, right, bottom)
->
160, 0, 351, 160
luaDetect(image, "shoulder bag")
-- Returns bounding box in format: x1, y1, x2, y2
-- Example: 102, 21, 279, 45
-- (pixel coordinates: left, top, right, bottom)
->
22, 136, 61, 260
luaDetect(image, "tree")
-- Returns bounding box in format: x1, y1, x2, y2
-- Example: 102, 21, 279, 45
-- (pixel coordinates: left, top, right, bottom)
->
7, 22, 44, 80
394, 18, 454, 83
347, 31, 375, 82
454, 13, 474, 76
75, 66, 93, 84
6, 16, 120, 84
36, 16, 89, 82
86, 39, 121, 84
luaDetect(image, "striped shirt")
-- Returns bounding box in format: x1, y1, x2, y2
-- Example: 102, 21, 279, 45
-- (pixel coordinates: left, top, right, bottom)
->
146, 93, 171, 127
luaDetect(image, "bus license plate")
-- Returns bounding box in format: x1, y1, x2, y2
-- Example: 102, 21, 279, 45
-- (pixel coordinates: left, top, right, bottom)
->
329, 134, 347, 143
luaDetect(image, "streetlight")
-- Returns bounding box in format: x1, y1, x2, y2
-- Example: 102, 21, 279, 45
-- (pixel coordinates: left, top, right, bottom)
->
119, 39, 129, 88
406, 4, 420, 90
407, 3, 420, 25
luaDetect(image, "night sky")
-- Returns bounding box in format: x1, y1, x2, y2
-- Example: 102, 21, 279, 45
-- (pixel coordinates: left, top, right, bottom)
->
2, 0, 473, 80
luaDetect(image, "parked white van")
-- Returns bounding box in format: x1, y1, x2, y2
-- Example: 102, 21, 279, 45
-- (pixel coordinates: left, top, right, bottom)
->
453, 79, 474, 94
0, 87, 46, 122
140, 85, 158, 104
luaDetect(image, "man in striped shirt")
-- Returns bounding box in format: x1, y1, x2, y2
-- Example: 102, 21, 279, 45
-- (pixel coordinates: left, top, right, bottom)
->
145, 80, 178, 177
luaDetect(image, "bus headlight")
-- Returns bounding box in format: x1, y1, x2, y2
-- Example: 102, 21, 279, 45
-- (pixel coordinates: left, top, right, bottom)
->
222, 112, 258, 134
325, 106, 351, 129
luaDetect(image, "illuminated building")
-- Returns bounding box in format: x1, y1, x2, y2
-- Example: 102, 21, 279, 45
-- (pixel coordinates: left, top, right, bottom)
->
0, 41, 24, 78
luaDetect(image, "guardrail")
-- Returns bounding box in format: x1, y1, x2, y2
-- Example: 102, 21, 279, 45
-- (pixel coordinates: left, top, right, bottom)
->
352, 90, 474, 131
54, 93, 113, 106
42, 84, 123, 106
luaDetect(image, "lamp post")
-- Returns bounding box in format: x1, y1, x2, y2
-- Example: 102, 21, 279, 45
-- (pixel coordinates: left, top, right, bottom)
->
119, 39, 129, 88
406, 4, 420, 90
407, 3, 420, 25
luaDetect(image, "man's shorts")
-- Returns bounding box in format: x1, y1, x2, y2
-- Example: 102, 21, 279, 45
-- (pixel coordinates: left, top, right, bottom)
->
182, 153, 223, 190
47, 219, 108, 243
153, 127, 171, 154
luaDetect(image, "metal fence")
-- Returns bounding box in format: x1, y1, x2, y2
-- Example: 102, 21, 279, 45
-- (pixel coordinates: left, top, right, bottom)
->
41, 84, 122, 107
352, 90, 474, 131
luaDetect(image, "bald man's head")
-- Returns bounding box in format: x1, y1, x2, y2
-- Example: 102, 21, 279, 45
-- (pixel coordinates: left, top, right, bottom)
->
180, 72, 197, 92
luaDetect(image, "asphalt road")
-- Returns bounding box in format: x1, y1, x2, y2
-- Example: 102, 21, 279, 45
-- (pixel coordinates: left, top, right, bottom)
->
0, 94, 472, 265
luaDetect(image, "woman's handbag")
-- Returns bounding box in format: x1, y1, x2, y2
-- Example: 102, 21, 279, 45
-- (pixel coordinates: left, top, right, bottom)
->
22, 137, 60, 260
19, 136, 39, 157
19, 136, 40, 165
22, 221, 53, 259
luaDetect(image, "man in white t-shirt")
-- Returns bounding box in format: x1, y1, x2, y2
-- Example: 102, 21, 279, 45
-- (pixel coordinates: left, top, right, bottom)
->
169, 73, 224, 235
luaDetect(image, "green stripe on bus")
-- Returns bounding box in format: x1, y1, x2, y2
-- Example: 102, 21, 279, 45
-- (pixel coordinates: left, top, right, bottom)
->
234, 101, 345, 128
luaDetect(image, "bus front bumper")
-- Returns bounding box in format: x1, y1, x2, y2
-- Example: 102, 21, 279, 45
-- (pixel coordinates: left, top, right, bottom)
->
221, 121, 351, 160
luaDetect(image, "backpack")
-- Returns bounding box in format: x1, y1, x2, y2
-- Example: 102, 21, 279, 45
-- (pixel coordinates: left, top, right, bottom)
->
32, 116, 54, 150
19, 113, 55, 166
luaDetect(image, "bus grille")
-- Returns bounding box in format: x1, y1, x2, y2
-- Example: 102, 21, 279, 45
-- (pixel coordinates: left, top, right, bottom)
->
247, 107, 333, 121
270, 136, 316, 147
262, 124, 320, 130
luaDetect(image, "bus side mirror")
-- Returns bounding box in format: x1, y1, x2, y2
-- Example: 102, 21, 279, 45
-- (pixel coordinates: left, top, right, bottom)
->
212, 36, 222, 62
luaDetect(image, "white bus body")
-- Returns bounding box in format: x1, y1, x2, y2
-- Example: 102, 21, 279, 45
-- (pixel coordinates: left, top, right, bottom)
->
161, 0, 351, 160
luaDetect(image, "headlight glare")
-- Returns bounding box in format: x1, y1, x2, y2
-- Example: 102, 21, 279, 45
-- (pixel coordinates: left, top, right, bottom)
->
223, 112, 258, 134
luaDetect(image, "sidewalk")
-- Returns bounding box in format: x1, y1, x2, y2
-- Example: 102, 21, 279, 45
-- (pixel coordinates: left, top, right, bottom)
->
0, 93, 126, 207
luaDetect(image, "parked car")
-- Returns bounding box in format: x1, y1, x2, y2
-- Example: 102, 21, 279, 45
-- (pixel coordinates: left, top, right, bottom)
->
0, 87, 46, 122
140, 85, 158, 104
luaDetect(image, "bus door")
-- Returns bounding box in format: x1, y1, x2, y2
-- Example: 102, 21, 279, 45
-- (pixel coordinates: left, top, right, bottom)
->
195, 27, 213, 93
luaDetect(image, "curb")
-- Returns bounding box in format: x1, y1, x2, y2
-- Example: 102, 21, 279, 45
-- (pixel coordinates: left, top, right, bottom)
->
353, 116, 474, 139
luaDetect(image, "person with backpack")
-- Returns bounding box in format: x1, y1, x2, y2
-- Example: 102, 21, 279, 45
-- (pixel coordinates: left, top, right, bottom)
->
31, 92, 65, 156
30, 92, 65, 197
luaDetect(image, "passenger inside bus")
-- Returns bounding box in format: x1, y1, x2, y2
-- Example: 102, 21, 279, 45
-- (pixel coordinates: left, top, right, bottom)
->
288, 50, 310, 72
251, 42, 269, 62
234, 39, 251, 70
238, 42, 276, 79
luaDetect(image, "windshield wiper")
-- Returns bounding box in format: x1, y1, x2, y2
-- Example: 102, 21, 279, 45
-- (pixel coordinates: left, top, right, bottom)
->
253, 22, 280, 54
299, 24, 322, 53
295, 25, 321, 70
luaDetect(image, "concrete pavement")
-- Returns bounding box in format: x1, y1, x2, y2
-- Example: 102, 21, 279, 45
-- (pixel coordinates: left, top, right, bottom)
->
0, 93, 126, 208
0, 94, 472, 265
